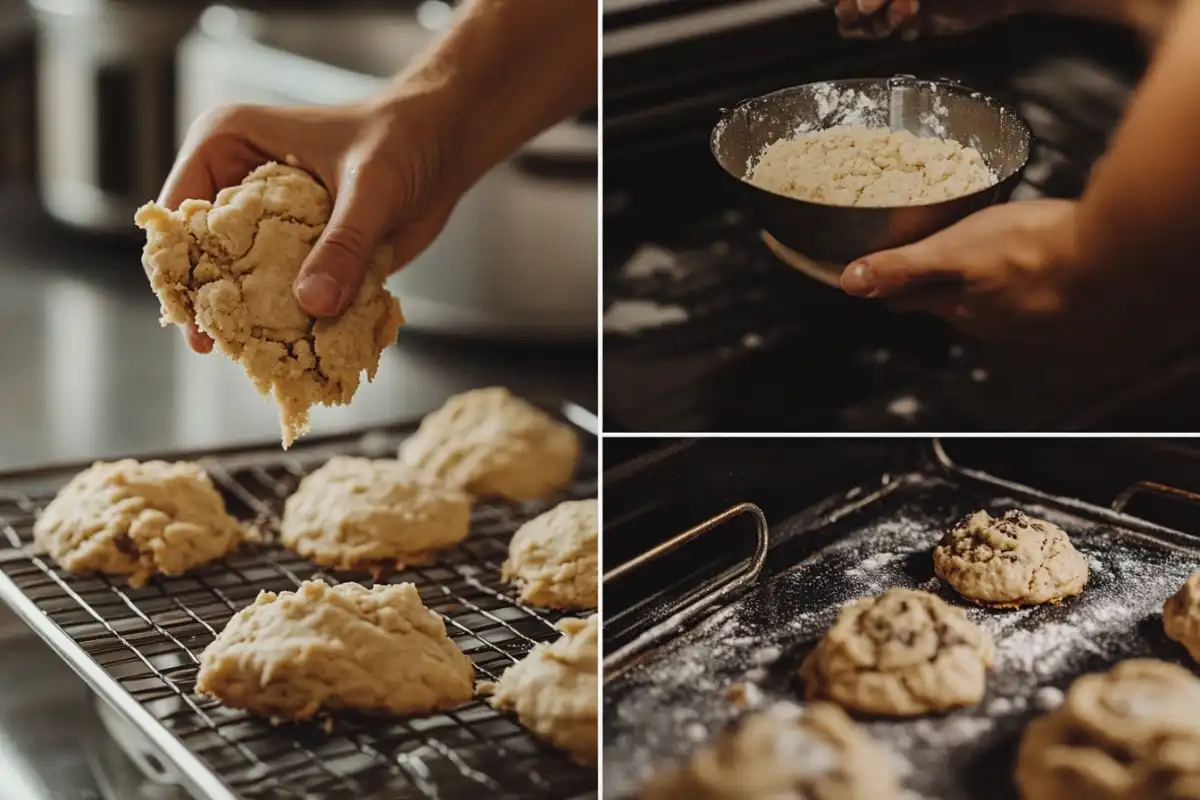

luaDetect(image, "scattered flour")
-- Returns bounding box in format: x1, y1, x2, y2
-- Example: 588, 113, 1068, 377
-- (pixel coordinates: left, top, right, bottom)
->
887, 395, 923, 421
620, 244, 686, 281
603, 299, 689, 334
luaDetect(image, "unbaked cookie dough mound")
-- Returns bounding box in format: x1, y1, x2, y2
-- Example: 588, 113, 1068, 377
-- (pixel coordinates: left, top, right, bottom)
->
1016, 659, 1200, 800
799, 588, 993, 717
1163, 570, 1200, 663
280, 456, 471, 573
196, 580, 474, 720
489, 614, 598, 766
933, 509, 1089, 608
639, 701, 903, 800
749, 126, 995, 207
135, 162, 404, 449
398, 387, 581, 502
33, 459, 243, 587
503, 499, 597, 610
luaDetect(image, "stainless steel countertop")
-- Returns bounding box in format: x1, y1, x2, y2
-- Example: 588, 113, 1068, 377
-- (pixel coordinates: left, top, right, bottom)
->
0, 189, 597, 471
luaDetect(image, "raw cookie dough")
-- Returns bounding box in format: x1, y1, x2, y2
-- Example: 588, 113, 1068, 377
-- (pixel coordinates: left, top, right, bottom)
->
933, 509, 1090, 608
280, 456, 472, 573
1163, 570, 1200, 663
639, 701, 903, 800
196, 579, 474, 720
502, 499, 598, 610
135, 162, 404, 448
398, 387, 581, 502
33, 459, 243, 587
749, 126, 995, 207
799, 588, 993, 717
1016, 659, 1200, 800
489, 614, 598, 766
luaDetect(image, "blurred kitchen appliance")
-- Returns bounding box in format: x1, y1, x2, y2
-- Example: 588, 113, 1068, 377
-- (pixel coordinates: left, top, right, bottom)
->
177, 3, 598, 341
28, 0, 206, 232
0, 2, 35, 191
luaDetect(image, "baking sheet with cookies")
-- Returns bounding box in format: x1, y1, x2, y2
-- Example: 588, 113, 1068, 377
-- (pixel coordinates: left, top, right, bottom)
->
602, 463, 1200, 800
0, 399, 597, 800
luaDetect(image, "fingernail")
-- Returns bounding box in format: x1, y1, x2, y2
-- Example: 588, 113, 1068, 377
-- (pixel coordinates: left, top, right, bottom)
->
841, 262, 876, 296
296, 274, 344, 317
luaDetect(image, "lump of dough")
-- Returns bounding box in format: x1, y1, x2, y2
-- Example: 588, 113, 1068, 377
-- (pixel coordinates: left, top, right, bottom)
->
933, 509, 1089, 608
489, 614, 597, 766
33, 459, 243, 587
799, 588, 993, 717
1016, 659, 1200, 800
196, 579, 474, 720
639, 701, 903, 800
280, 456, 472, 573
748, 126, 995, 207
135, 162, 404, 449
503, 499, 597, 610
399, 387, 581, 502
1163, 570, 1200, 663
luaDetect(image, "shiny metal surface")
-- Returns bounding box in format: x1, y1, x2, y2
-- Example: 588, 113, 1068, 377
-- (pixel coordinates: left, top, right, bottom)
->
0, 188, 595, 471
0, 604, 106, 800
711, 75, 1031, 264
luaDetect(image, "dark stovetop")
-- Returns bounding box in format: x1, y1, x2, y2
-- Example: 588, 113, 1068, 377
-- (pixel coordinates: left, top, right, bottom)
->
603, 9, 1200, 433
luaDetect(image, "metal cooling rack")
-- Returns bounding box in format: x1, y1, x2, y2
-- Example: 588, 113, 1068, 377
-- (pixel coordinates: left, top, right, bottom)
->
0, 401, 598, 800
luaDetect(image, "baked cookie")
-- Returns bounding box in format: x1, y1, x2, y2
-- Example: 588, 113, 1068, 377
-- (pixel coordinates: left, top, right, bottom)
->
280, 456, 471, 573
33, 459, 243, 587
639, 701, 903, 800
489, 614, 598, 766
136, 162, 404, 448
799, 588, 993, 717
933, 510, 1089, 608
1016, 659, 1200, 800
1163, 571, 1200, 663
398, 387, 580, 502
196, 580, 474, 720
502, 499, 597, 610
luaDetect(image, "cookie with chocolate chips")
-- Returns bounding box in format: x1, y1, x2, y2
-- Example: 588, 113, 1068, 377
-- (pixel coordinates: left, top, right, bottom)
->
933, 510, 1089, 608
799, 588, 993, 717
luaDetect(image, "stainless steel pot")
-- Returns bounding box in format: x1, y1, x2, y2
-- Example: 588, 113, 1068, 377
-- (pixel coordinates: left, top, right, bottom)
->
177, 3, 597, 341
28, 0, 207, 232
711, 75, 1032, 265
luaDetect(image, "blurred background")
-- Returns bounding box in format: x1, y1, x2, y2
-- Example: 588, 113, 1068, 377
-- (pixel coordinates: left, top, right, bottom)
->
0, 0, 598, 471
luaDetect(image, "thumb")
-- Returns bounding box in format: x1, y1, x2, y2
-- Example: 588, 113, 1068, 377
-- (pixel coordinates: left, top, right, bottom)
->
295, 169, 390, 318
840, 238, 965, 299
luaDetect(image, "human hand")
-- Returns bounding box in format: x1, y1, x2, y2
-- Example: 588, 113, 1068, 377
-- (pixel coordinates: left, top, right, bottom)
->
827, 0, 1023, 39
839, 199, 1090, 347
153, 96, 464, 353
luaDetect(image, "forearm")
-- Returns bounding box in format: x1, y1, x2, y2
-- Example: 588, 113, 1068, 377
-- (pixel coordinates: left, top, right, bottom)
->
378, 0, 596, 191
1069, 0, 1200, 340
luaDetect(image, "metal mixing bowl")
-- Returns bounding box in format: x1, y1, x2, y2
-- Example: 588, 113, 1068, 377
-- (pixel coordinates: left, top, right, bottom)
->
711, 75, 1032, 265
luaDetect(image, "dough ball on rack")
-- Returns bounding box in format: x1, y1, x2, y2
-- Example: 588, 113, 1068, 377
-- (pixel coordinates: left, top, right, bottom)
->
33, 459, 244, 587
399, 387, 580, 502
196, 579, 474, 720
503, 498, 598, 610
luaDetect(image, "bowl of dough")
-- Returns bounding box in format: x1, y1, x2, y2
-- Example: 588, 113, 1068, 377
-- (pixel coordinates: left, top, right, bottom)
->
711, 75, 1032, 269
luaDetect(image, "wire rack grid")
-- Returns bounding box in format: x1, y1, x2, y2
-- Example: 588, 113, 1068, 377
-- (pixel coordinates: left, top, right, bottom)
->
0, 420, 598, 800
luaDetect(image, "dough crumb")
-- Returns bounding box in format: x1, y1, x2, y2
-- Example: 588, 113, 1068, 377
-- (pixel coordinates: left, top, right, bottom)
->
749, 126, 995, 207
135, 163, 404, 449
491, 614, 598, 766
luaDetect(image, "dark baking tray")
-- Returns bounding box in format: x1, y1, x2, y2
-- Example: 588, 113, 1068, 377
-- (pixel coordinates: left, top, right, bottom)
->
602, 438, 1200, 800
0, 396, 598, 800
